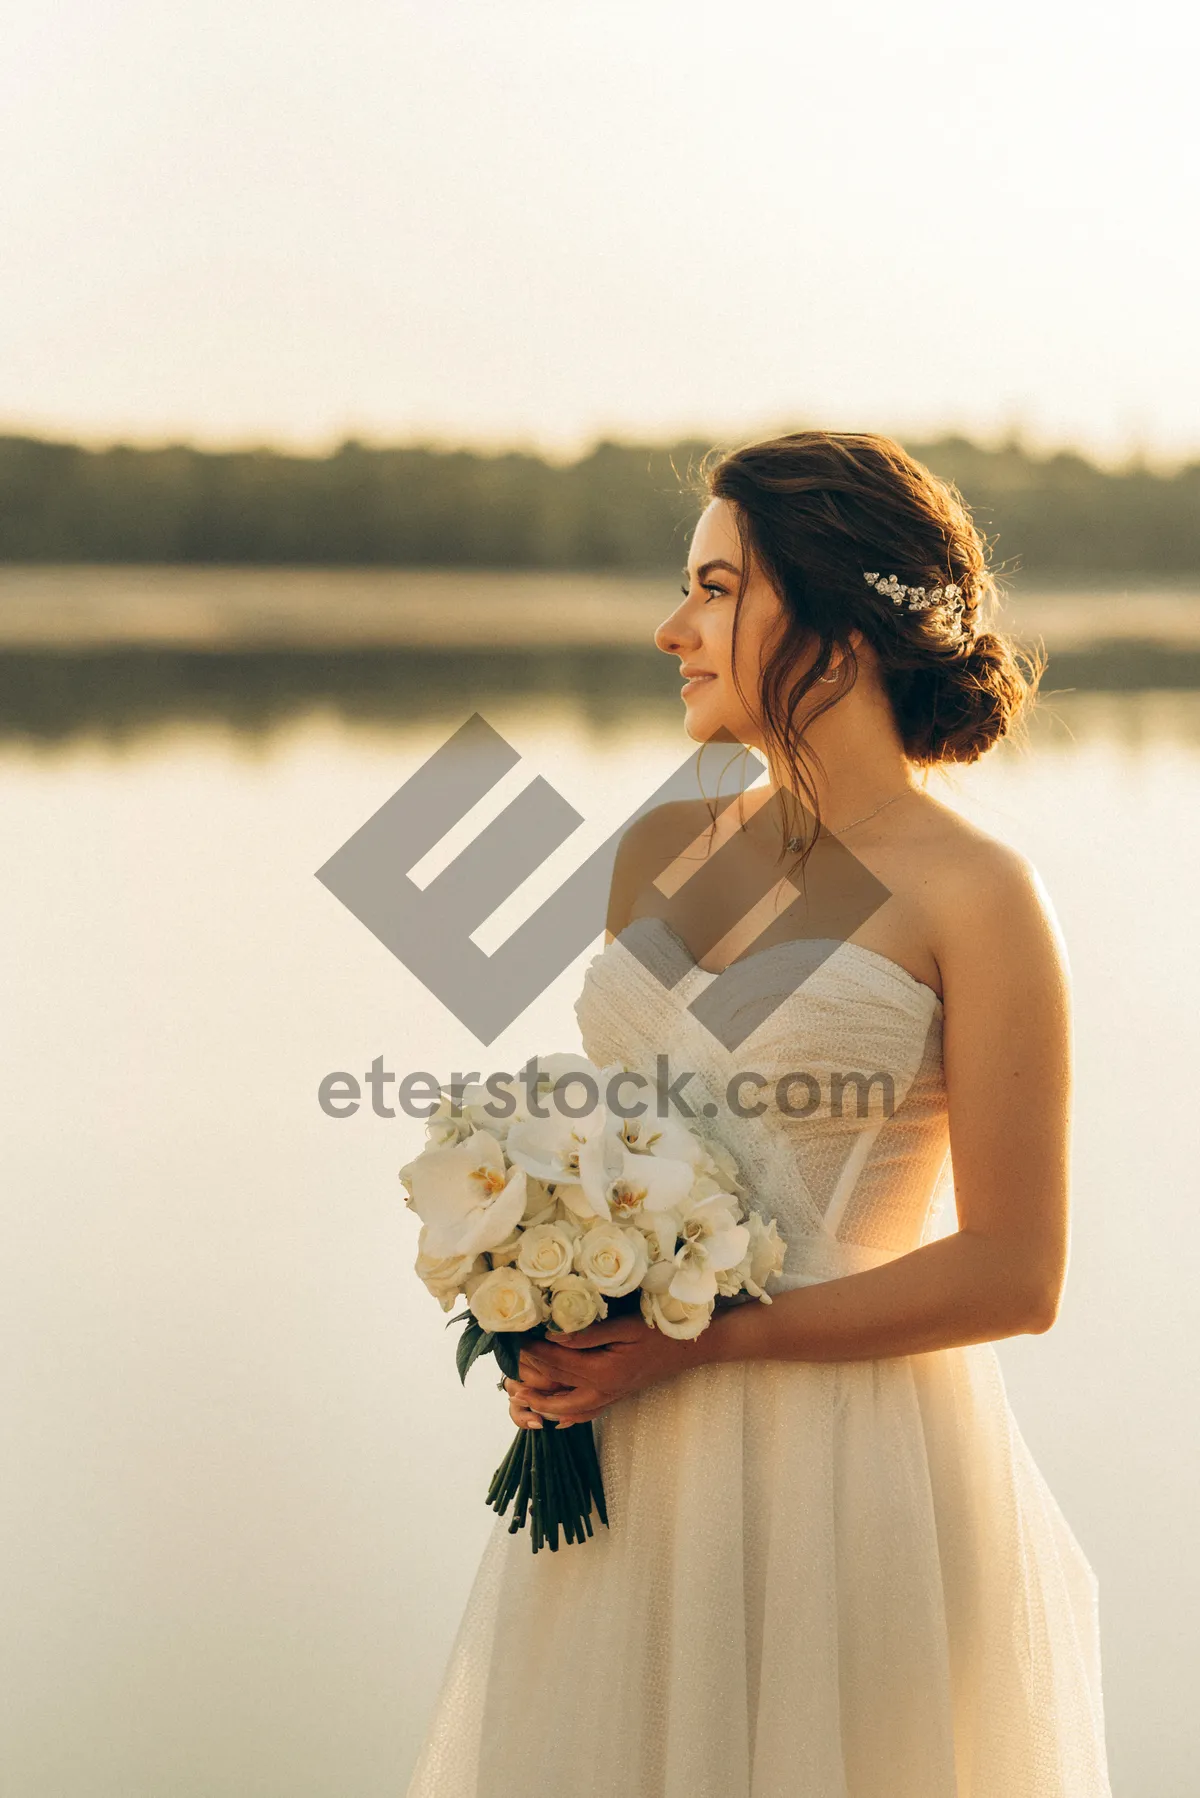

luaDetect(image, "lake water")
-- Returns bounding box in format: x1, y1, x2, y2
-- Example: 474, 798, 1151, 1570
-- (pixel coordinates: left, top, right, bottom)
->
2, 586, 1199, 1794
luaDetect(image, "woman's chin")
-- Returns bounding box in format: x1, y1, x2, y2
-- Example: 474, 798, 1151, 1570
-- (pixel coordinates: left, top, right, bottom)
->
681, 695, 746, 745
682, 704, 718, 742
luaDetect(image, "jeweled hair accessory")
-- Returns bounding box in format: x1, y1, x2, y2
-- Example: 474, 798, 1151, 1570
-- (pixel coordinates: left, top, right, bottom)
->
863, 570, 966, 623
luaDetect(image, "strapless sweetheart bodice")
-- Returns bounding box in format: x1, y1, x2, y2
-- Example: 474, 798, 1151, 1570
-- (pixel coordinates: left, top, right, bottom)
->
574, 916, 953, 1288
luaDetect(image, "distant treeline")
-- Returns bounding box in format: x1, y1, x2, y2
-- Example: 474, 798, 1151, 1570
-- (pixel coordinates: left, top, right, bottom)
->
1, 432, 1198, 576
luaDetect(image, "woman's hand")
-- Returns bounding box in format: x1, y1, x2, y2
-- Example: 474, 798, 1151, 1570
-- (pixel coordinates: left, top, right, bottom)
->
504, 1315, 706, 1426
504, 1367, 573, 1431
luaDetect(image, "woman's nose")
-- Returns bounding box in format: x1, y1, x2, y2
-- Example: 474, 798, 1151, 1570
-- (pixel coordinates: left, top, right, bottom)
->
654, 602, 699, 656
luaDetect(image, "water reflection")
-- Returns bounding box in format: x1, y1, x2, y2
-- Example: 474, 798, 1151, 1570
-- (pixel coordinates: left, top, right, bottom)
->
0, 647, 677, 746
3, 644, 1200, 751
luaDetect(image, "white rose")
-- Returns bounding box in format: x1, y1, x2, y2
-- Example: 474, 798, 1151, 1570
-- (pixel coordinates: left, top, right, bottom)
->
640, 1279, 714, 1341
553, 1189, 586, 1226
463, 1264, 492, 1301
516, 1220, 579, 1285
556, 1180, 607, 1223
547, 1273, 608, 1334
701, 1138, 744, 1195
414, 1229, 488, 1312
397, 1157, 420, 1203
486, 1227, 523, 1267
573, 1221, 649, 1298
467, 1265, 549, 1335
520, 1176, 559, 1227
743, 1210, 787, 1298
421, 1093, 471, 1147
633, 1210, 680, 1264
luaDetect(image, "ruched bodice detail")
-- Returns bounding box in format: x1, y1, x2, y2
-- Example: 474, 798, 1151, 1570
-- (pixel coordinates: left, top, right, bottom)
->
575, 918, 955, 1288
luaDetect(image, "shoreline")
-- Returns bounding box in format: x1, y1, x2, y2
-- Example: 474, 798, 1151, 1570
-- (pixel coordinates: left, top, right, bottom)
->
0, 564, 1198, 653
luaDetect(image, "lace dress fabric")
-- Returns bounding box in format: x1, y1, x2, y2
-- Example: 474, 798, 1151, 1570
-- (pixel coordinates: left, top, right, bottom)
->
405, 920, 1112, 1797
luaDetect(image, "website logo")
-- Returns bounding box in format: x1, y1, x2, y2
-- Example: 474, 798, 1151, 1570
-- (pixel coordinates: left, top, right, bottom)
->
315, 713, 892, 1049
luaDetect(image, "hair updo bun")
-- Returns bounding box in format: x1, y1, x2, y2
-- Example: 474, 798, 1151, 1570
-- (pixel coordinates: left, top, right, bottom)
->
698, 429, 1044, 782
887, 629, 1036, 765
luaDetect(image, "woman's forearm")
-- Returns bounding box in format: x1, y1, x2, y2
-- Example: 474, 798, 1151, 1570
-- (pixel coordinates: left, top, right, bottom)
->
698, 1230, 1055, 1366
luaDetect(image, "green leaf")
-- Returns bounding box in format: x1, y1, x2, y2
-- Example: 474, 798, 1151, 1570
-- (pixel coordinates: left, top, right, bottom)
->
492, 1333, 523, 1381
445, 1309, 472, 1327
455, 1320, 484, 1383
456, 1321, 496, 1384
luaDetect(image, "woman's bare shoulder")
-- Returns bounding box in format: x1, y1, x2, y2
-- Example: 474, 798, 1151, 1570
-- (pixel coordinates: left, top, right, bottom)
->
607, 799, 718, 935
905, 789, 1033, 875
906, 793, 1069, 996
612, 798, 719, 872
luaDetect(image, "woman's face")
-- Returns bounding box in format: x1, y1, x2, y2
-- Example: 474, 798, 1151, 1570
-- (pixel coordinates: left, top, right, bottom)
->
654, 498, 791, 748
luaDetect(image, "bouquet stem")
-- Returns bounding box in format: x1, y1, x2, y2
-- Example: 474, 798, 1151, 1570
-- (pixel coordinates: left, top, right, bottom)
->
485, 1418, 607, 1553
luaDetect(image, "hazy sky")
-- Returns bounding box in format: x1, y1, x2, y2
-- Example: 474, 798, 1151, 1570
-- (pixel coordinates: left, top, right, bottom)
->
4, 1, 1198, 462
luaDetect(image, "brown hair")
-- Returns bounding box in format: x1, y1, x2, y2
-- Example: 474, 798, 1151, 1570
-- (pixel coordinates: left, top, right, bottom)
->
694, 429, 1044, 850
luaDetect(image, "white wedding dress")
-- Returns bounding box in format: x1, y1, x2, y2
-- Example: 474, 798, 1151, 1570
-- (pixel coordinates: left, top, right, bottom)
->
406, 919, 1112, 1797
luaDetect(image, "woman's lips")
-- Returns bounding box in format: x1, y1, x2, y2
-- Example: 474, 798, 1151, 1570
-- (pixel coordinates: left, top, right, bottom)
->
681, 673, 717, 699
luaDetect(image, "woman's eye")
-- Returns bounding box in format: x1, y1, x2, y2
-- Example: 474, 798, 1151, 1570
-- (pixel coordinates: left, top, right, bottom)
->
678, 581, 726, 602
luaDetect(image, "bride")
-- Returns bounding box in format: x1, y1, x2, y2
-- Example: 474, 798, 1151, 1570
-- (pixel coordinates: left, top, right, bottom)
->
406, 431, 1113, 1796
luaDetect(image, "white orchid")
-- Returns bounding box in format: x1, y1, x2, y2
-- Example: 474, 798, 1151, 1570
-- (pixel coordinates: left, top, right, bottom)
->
506, 1098, 621, 1221
511, 1053, 607, 1137
403, 1129, 529, 1260
615, 1107, 706, 1165
603, 1142, 696, 1221
522, 1052, 604, 1092
478, 1174, 558, 1259
666, 1191, 750, 1305
422, 1076, 522, 1147
421, 1054, 599, 1150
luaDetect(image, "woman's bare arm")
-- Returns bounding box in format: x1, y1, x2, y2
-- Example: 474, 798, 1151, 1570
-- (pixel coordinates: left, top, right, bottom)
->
518, 842, 1074, 1416
700, 841, 1073, 1364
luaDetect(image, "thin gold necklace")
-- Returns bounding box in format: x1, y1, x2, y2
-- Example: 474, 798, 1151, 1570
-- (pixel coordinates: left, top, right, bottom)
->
785, 789, 906, 851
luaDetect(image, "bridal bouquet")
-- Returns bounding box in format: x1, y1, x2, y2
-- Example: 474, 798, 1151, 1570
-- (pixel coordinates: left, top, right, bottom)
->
399, 1054, 786, 1553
